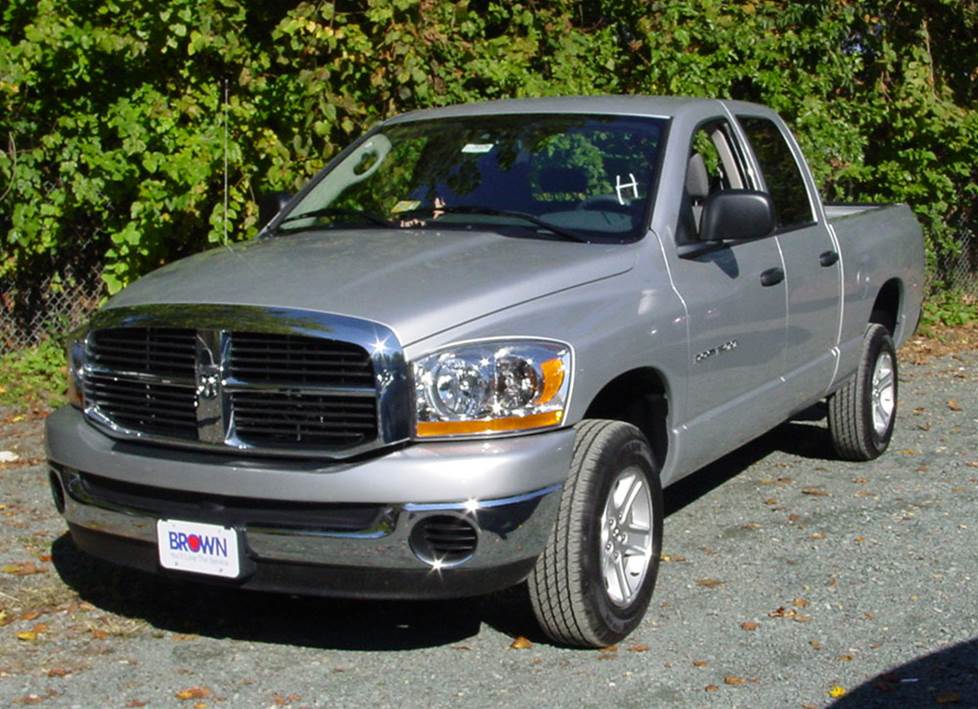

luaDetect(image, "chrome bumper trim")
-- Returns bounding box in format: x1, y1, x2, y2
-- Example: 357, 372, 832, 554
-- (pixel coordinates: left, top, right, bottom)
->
56, 467, 561, 571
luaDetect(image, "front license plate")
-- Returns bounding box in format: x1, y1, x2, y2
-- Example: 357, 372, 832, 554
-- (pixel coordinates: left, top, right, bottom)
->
157, 519, 241, 579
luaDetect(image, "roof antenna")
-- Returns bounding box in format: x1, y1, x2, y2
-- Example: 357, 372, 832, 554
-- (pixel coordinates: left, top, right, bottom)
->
223, 76, 229, 246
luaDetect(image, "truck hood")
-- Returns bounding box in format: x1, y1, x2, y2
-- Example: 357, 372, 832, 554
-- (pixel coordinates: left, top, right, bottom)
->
107, 228, 637, 345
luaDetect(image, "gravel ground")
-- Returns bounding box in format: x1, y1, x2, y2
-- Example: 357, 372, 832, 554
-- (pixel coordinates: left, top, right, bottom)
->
0, 346, 976, 708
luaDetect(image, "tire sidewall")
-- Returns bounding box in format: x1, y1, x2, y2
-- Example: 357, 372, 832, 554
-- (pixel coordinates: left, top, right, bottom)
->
859, 326, 898, 456
578, 430, 663, 643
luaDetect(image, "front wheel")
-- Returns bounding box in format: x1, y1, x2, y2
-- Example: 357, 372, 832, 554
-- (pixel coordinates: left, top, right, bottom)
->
528, 420, 663, 647
828, 324, 898, 461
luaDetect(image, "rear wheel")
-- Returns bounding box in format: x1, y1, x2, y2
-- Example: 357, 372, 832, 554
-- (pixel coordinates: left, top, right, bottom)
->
528, 420, 663, 647
828, 324, 898, 461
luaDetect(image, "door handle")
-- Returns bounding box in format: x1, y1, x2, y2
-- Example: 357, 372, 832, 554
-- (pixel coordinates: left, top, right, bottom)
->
819, 250, 839, 267
760, 267, 784, 287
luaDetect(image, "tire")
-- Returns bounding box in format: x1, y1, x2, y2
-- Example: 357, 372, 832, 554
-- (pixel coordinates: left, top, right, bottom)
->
828, 324, 898, 461
528, 419, 663, 647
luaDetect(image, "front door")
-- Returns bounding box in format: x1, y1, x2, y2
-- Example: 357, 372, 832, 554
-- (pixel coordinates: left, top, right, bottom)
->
668, 118, 789, 473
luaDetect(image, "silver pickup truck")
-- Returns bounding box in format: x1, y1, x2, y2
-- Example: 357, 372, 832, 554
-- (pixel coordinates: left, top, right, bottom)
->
46, 96, 924, 647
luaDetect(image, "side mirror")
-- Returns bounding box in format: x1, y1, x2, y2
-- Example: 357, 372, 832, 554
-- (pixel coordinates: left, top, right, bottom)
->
258, 191, 292, 228
700, 190, 775, 242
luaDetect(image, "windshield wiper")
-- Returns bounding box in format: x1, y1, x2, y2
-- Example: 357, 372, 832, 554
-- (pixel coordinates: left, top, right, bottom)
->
403, 205, 588, 243
277, 207, 393, 230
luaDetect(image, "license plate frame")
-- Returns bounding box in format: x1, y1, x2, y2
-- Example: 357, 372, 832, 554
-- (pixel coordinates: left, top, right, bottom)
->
157, 519, 241, 579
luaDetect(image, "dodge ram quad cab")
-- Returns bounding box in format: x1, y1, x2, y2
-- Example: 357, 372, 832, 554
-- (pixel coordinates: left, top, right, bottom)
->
46, 96, 925, 647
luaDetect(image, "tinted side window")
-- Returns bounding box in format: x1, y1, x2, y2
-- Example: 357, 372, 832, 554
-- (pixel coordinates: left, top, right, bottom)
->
738, 117, 814, 230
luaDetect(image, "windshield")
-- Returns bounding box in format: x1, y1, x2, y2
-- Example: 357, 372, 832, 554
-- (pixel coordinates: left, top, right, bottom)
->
276, 113, 667, 242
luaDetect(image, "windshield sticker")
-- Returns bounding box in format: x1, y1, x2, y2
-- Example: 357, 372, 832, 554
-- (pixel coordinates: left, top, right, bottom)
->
391, 200, 421, 214
461, 143, 495, 154
615, 173, 639, 205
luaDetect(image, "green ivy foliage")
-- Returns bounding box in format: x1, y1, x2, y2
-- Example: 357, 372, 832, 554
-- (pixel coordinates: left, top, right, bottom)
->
1, 0, 975, 294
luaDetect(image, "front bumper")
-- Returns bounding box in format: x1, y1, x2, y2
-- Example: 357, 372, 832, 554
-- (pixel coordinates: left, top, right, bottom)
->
45, 407, 573, 598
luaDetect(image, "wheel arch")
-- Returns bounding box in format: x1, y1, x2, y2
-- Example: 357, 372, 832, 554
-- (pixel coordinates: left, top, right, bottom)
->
582, 367, 670, 472
870, 278, 902, 336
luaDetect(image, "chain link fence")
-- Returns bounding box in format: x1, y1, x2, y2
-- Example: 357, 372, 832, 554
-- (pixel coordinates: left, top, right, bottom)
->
1, 240, 106, 355
2, 230, 976, 357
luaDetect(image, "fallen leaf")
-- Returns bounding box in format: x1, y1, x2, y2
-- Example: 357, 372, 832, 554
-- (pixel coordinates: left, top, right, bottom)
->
193, 703, 207, 709
704, 684, 719, 692
659, 553, 686, 562
46, 668, 70, 678
724, 675, 747, 686
16, 631, 37, 642
599, 644, 619, 655
947, 399, 962, 411
20, 610, 41, 622
740, 621, 759, 631
810, 639, 823, 650
787, 513, 801, 522
90, 629, 109, 640
897, 448, 917, 456
175, 687, 211, 701
742, 522, 762, 529
768, 606, 812, 623
764, 498, 778, 505
852, 476, 868, 484
696, 578, 723, 588
1, 562, 45, 576
124, 701, 147, 708
828, 685, 846, 698
792, 597, 810, 608
0, 610, 8, 626
810, 531, 826, 540
937, 691, 961, 704
627, 643, 650, 653
13, 690, 59, 705
509, 636, 532, 650
801, 487, 829, 497
839, 654, 854, 662
864, 611, 876, 620
692, 659, 709, 668
854, 535, 865, 544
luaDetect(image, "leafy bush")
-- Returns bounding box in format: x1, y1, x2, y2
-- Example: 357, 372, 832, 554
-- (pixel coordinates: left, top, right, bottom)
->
0, 338, 66, 411
0, 0, 975, 296
919, 291, 978, 334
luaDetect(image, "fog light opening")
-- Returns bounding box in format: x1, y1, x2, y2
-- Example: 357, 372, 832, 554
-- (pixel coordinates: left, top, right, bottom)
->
409, 515, 478, 568
49, 470, 66, 515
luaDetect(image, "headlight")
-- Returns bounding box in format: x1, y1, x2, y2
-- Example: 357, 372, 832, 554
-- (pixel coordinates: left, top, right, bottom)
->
413, 339, 572, 438
66, 329, 86, 409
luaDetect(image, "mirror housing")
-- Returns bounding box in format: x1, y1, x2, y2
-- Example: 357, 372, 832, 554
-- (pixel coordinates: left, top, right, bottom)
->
258, 191, 292, 228
700, 190, 775, 242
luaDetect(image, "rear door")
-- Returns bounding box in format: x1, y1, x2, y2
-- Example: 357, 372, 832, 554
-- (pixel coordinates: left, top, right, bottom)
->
734, 112, 843, 411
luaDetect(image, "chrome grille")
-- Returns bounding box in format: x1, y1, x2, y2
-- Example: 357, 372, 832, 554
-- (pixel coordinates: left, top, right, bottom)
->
82, 321, 383, 456
85, 328, 198, 440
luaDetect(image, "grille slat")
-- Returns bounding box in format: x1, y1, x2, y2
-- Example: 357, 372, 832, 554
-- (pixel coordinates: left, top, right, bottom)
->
85, 328, 199, 440
88, 328, 197, 378
227, 332, 377, 449
228, 332, 373, 387
232, 388, 378, 447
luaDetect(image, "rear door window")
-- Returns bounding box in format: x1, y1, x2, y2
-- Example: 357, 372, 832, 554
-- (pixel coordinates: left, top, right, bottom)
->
737, 117, 815, 231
